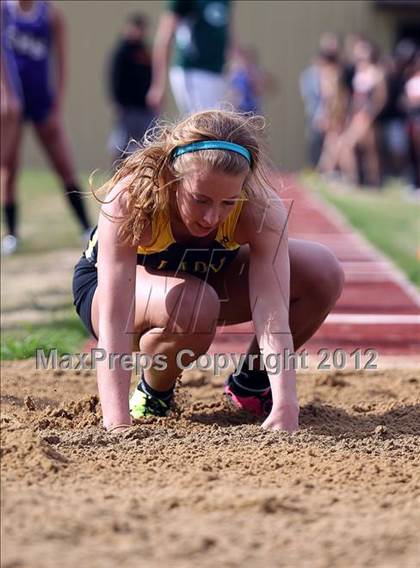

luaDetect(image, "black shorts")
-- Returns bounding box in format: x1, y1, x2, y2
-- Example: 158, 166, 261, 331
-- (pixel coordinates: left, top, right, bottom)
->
72, 255, 98, 339
72, 248, 242, 340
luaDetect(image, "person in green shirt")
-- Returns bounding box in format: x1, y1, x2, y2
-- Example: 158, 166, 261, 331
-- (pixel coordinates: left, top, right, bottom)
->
147, 0, 235, 115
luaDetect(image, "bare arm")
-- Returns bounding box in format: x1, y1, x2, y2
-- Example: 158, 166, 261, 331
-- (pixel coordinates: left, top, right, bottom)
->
50, 3, 67, 110
95, 182, 138, 430
146, 11, 179, 111
246, 196, 299, 432
225, 2, 241, 62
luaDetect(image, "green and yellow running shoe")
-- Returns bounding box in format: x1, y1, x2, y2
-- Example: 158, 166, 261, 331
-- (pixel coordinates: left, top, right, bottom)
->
129, 387, 171, 419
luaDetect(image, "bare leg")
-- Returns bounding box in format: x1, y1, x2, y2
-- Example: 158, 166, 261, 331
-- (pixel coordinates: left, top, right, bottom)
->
318, 131, 340, 174
208, 239, 344, 356
338, 130, 359, 185
0, 96, 21, 171
33, 113, 91, 230
1, 114, 22, 237
91, 268, 221, 391
338, 113, 371, 185
33, 112, 75, 183
361, 126, 381, 187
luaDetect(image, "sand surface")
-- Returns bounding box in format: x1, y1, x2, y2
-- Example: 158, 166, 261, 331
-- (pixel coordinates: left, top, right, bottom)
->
1, 360, 420, 568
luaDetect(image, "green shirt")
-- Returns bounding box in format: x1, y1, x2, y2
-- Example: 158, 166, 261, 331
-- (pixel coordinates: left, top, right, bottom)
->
167, 0, 231, 74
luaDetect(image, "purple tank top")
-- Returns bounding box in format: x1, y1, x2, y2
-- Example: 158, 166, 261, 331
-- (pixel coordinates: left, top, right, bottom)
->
3, 1, 53, 95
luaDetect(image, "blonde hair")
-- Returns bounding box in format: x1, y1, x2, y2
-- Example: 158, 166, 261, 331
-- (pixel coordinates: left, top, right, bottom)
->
95, 109, 274, 246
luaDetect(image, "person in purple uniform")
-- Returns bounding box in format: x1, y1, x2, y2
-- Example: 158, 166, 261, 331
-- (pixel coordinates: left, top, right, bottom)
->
0, 0, 91, 255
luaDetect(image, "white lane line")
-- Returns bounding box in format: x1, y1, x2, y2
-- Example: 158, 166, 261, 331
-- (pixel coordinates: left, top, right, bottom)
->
326, 314, 420, 324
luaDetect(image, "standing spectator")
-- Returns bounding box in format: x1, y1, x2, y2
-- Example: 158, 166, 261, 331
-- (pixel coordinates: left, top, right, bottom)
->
341, 32, 365, 98
1, 22, 22, 242
377, 40, 416, 180
146, 0, 234, 116
0, 0, 92, 255
228, 45, 275, 115
316, 45, 350, 176
338, 39, 387, 187
108, 14, 155, 162
299, 33, 341, 167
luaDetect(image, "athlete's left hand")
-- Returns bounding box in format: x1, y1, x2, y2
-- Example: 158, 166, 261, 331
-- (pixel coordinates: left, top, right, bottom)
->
262, 401, 299, 433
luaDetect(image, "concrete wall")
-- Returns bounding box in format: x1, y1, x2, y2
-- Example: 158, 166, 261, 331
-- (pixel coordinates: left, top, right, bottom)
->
22, 0, 409, 172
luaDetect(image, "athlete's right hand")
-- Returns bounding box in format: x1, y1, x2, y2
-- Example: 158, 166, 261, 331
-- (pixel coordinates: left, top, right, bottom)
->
106, 423, 132, 434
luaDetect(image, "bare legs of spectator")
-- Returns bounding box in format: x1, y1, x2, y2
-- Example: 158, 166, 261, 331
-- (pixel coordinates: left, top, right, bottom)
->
338, 112, 381, 187
361, 125, 381, 188
317, 130, 342, 176
1, 95, 22, 254
1, 110, 92, 255
33, 111, 91, 234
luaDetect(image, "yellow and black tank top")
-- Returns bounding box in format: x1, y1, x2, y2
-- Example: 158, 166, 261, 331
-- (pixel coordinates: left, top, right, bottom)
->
84, 199, 244, 276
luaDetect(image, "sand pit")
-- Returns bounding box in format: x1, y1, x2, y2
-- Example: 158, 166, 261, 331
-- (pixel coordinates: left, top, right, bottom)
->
1, 360, 419, 568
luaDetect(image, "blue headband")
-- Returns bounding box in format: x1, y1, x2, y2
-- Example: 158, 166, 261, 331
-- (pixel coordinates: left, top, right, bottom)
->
172, 140, 252, 165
